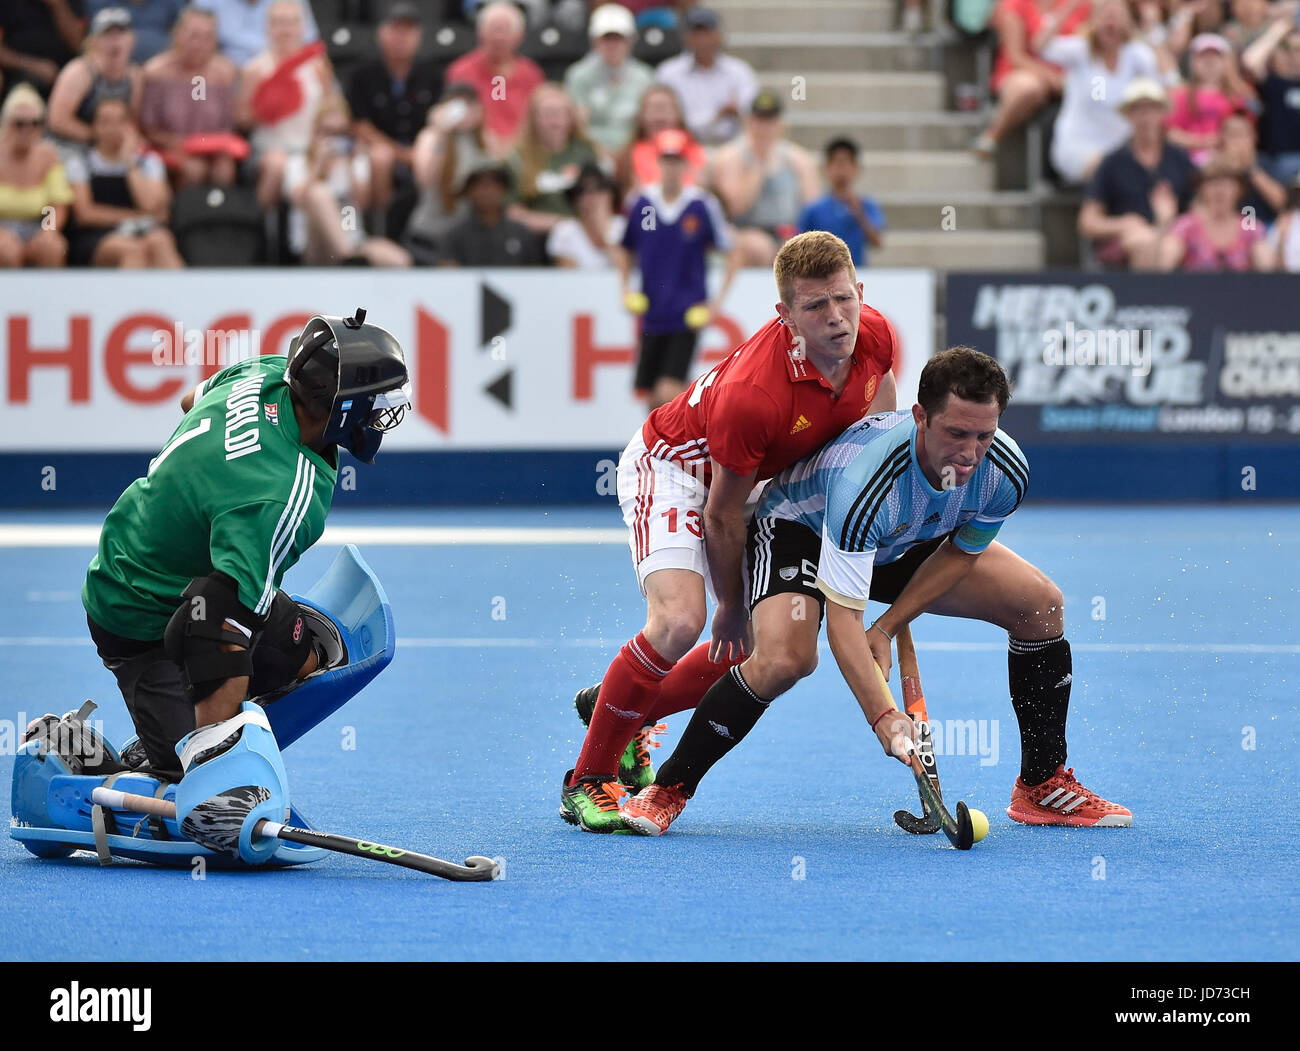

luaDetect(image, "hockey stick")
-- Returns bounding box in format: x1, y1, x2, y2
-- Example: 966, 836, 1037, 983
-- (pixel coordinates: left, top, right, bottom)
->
904, 746, 975, 851
893, 624, 942, 835
873, 647, 973, 849
90, 787, 499, 881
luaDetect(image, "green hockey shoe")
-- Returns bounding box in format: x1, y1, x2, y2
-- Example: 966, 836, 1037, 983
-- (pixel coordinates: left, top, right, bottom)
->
559, 769, 628, 833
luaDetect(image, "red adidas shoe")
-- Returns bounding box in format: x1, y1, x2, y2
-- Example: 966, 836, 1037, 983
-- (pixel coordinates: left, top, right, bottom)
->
1007, 765, 1132, 827
622, 782, 690, 837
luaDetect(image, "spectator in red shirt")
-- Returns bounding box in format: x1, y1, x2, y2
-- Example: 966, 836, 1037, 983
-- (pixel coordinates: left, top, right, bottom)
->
444, 0, 545, 159
975, 0, 1091, 157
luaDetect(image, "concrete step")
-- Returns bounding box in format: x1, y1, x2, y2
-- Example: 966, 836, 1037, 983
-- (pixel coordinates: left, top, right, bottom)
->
869, 231, 1045, 270
730, 32, 943, 73
718, 3, 895, 32
870, 191, 1040, 231
754, 71, 946, 113
853, 150, 993, 193
785, 110, 983, 152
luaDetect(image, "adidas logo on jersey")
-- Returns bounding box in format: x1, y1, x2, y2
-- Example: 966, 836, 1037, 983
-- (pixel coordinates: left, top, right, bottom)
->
923, 512, 941, 525
789, 415, 811, 435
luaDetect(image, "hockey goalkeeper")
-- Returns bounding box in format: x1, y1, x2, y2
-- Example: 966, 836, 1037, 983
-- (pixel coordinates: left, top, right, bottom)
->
27, 308, 409, 866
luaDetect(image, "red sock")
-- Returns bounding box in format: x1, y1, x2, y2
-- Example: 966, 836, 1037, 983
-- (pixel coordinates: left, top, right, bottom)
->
573, 633, 673, 781
648, 642, 742, 720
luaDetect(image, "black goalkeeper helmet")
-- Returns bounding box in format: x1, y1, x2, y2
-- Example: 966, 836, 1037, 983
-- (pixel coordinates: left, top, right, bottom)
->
285, 307, 410, 464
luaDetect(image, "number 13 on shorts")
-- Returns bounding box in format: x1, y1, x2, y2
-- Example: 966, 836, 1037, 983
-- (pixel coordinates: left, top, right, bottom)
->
661, 507, 703, 537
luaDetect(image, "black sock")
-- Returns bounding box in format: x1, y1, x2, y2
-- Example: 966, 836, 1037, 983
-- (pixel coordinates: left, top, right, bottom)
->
1008, 636, 1071, 785
655, 666, 770, 797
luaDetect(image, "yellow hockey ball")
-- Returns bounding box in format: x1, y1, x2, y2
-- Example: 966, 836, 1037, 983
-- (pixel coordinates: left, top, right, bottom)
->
684, 305, 711, 329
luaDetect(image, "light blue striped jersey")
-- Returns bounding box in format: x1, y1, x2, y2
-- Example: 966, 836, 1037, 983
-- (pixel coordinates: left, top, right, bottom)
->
758, 410, 1029, 567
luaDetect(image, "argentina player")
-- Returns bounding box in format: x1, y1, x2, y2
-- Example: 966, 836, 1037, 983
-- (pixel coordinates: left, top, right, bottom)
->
623, 347, 1132, 835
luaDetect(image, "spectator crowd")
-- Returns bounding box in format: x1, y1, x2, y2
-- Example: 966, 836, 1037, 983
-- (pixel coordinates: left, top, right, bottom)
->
3, 0, 1296, 273
0, 0, 891, 275
977, 0, 1300, 270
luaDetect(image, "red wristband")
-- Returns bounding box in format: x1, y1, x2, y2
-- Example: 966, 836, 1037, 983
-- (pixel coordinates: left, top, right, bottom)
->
870, 707, 895, 731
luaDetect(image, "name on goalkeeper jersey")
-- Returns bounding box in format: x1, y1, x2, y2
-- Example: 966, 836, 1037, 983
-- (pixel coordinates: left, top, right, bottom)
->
224, 373, 265, 461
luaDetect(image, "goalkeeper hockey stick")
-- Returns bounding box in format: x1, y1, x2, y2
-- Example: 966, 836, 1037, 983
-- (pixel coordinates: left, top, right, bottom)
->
91, 787, 499, 881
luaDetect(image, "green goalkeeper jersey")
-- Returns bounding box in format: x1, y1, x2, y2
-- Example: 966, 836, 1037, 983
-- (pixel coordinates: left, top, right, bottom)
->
83, 355, 338, 641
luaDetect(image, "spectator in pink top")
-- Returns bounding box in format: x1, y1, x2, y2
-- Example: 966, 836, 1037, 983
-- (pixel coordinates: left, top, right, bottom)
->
1165, 33, 1256, 166
138, 6, 240, 186
444, 1, 545, 158
1158, 158, 1273, 269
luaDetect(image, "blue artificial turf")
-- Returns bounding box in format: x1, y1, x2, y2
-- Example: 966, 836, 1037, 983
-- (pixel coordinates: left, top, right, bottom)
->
1, 506, 1296, 961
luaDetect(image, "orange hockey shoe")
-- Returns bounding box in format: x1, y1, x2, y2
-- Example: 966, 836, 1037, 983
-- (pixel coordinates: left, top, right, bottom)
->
622, 782, 691, 837
1007, 765, 1133, 827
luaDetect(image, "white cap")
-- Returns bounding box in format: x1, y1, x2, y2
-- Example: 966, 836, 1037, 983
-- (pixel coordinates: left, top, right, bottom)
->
1120, 77, 1168, 110
589, 3, 636, 39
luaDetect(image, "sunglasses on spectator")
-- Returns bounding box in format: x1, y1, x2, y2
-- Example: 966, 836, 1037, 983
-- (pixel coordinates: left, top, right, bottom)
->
9, 118, 44, 129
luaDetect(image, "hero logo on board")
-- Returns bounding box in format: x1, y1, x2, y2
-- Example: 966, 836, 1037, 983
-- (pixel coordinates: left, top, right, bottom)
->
3, 308, 451, 436
969, 283, 1203, 406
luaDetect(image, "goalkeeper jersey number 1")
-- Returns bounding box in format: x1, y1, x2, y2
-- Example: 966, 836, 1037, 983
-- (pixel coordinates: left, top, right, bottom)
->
83, 355, 339, 641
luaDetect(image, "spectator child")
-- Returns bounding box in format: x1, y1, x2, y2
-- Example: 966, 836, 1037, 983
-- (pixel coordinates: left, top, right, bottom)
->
66, 95, 182, 266
1165, 33, 1255, 165
798, 137, 886, 266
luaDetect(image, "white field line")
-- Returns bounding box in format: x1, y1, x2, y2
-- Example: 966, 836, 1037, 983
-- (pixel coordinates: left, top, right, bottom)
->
2, 521, 1296, 549
0, 636, 1295, 654
0, 524, 628, 547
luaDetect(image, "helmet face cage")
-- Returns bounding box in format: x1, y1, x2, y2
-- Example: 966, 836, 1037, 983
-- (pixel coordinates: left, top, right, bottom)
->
367, 387, 410, 433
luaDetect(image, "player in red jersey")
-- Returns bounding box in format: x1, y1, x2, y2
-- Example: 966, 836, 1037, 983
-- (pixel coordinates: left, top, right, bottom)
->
561, 230, 899, 831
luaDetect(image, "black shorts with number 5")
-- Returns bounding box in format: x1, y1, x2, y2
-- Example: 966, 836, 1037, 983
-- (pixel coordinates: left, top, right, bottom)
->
747, 517, 948, 616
